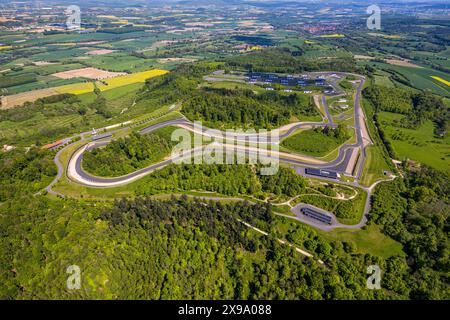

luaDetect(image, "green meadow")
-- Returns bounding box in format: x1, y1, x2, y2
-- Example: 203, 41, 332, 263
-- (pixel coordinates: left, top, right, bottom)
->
378, 111, 450, 171
281, 128, 347, 157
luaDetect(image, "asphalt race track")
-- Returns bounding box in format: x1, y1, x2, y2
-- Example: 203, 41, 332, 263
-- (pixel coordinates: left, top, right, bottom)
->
48, 72, 382, 230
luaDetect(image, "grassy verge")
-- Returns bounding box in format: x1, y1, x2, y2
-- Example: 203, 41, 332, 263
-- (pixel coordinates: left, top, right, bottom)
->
360, 145, 392, 187
318, 224, 405, 259
280, 128, 349, 157
273, 217, 404, 259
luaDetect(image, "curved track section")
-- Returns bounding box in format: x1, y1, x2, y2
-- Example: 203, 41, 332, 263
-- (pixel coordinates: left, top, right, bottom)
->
61, 73, 370, 189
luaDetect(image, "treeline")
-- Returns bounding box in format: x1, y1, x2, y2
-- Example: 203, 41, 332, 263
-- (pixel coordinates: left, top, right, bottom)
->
182, 87, 317, 128
370, 166, 449, 299
2, 194, 407, 299
320, 124, 350, 141
225, 48, 359, 73
0, 93, 82, 123
97, 26, 146, 34
139, 63, 217, 105
134, 164, 306, 199
83, 131, 173, 177
364, 85, 449, 135
90, 87, 111, 118
36, 93, 79, 105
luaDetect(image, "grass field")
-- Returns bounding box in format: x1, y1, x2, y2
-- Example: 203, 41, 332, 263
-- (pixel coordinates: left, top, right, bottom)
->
273, 217, 404, 259
201, 80, 265, 93
362, 61, 450, 96
378, 111, 450, 171
46, 69, 167, 96
318, 224, 405, 259
360, 145, 392, 187
83, 52, 158, 72
373, 74, 395, 87
281, 128, 346, 157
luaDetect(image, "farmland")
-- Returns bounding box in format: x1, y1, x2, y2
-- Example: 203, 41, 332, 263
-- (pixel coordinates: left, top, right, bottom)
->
0, 0, 449, 302
378, 111, 450, 171
51, 67, 126, 80
432, 76, 450, 87
360, 61, 450, 97
2, 69, 168, 108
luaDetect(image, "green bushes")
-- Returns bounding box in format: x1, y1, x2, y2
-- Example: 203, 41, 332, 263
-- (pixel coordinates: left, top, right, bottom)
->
370, 166, 449, 299
281, 125, 350, 157
363, 85, 448, 132
0, 74, 36, 88
0, 93, 83, 122
134, 164, 301, 198
83, 131, 173, 177
182, 87, 317, 128
0, 147, 56, 201
363, 85, 413, 114
225, 48, 358, 73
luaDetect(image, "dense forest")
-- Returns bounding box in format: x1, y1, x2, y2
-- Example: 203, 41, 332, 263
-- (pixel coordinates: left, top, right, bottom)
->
182, 87, 317, 128
0, 147, 56, 202
134, 164, 306, 199
0, 194, 413, 299
0, 134, 448, 299
370, 165, 449, 299
0, 51, 448, 300
2, 188, 446, 299
83, 129, 174, 177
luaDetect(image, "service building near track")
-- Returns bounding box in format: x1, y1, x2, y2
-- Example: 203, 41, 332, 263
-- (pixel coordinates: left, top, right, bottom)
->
92, 132, 113, 141
247, 73, 327, 87
300, 207, 333, 225
305, 167, 340, 179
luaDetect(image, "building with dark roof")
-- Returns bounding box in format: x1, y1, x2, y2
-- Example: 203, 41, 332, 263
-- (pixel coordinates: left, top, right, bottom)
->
305, 168, 339, 179
300, 207, 333, 225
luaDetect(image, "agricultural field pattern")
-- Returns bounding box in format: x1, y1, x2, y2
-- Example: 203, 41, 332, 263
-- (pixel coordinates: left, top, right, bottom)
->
0, 0, 448, 307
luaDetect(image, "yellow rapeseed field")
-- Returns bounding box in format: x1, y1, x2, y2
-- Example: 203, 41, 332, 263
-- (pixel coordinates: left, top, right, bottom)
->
0, 45, 12, 50
431, 76, 450, 87
97, 69, 168, 91
318, 34, 345, 38
368, 33, 403, 39
4, 69, 168, 108
55, 83, 95, 95
97, 15, 119, 20
55, 69, 168, 94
